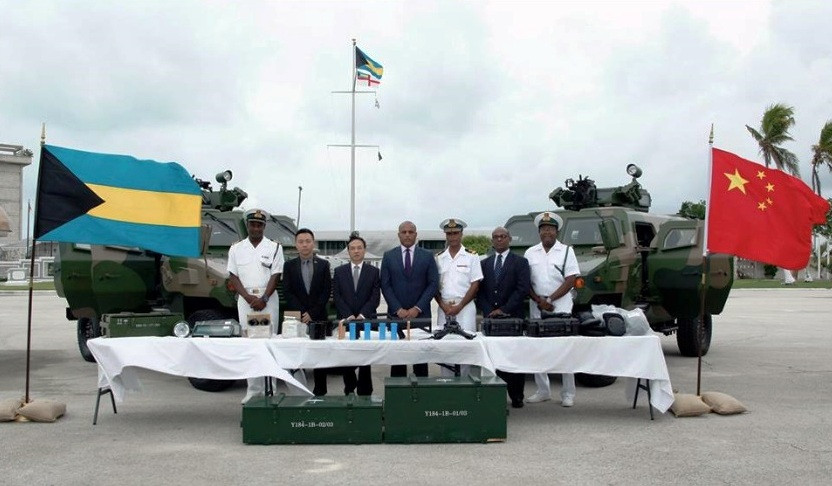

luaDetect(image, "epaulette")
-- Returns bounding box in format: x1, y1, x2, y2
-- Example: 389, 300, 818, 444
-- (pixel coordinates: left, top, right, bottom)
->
465, 248, 478, 256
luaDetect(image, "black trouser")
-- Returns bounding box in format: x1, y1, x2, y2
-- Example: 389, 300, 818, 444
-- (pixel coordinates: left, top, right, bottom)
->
312, 368, 332, 396
390, 363, 428, 377
496, 370, 525, 403
342, 365, 373, 396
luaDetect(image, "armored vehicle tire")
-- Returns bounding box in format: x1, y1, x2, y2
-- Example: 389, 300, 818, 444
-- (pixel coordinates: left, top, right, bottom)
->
77, 317, 101, 363
575, 373, 618, 388
186, 309, 237, 393
676, 313, 712, 357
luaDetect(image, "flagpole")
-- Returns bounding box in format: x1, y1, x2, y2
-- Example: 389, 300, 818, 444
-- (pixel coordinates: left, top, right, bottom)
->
25, 124, 46, 404
328, 41, 379, 231
297, 185, 303, 227
696, 124, 715, 396
703, 124, 714, 259
350, 38, 357, 233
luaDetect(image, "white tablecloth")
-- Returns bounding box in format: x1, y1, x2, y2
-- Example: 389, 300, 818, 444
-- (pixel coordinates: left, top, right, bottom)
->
87, 337, 310, 402
482, 335, 674, 412
89, 334, 673, 412
268, 334, 493, 371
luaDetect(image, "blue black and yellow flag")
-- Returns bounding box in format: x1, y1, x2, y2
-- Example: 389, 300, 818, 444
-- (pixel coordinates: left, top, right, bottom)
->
355, 46, 383, 87
34, 145, 202, 256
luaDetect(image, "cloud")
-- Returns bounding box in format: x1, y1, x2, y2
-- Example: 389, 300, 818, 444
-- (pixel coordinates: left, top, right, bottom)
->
3, 0, 830, 236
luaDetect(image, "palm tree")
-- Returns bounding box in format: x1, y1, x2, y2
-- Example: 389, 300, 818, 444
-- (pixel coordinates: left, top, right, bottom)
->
810, 120, 832, 194
745, 103, 800, 176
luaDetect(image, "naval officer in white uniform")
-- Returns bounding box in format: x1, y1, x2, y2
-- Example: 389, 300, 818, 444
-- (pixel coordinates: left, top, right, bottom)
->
524, 211, 580, 407
434, 218, 483, 377
227, 208, 284, 403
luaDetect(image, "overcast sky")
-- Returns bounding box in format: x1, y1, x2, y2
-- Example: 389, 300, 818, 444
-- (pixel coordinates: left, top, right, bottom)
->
2, 0, 830, 233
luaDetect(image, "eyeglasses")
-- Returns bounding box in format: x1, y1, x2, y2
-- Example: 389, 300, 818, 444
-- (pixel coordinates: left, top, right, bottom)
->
492, 234, 509, 239
248, 318, 271, 326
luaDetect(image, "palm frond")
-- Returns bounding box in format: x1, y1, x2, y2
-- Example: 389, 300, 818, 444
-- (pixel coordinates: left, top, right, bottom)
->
773, 146, 800, 176
818, 120, 832, 152
745, 125, 763, 142
760, 103, 796, 140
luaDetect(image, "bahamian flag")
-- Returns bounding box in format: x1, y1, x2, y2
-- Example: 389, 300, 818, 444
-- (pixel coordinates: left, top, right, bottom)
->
355, 46, 383, 87
34, 145, 202, 257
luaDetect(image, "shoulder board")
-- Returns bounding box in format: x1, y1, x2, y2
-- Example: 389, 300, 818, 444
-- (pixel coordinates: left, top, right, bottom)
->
465, 248, 478, 255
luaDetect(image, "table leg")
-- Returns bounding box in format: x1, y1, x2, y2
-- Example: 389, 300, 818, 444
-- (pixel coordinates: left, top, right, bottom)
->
93, 387, 117, 425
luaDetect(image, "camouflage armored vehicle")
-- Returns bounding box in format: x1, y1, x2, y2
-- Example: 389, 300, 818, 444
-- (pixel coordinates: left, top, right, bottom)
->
505, 164, 733, 360
54, 171, 297, 389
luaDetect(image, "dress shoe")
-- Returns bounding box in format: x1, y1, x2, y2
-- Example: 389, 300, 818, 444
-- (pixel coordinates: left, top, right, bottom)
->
561, 396, 574, 407
511, 399, 524, 409
525, 392, 552, 403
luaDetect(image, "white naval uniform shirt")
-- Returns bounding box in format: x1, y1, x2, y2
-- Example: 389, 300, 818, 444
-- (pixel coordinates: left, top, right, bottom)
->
524, 240, 580, 318
436, 245, 483, 332
227, 237, 284, 331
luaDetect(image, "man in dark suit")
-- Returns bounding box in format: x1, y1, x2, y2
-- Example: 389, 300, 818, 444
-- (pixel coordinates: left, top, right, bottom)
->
477, 226, 531, 408
380, 221, 439, 377
333, 234, 380, 395
282, 228, 332, 396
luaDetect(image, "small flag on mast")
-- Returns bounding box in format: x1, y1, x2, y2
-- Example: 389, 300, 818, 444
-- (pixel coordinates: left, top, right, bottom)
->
355, 46, 383, 87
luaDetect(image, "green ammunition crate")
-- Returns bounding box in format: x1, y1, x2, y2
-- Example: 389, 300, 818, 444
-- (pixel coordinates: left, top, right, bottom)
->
384, 375, 507, 443
100, 312, 183, 338
242, 394, 383, 445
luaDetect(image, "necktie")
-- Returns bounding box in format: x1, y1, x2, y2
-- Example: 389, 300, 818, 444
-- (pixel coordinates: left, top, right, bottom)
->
352, 264, 361, 291
404, 248, 412, 276
302, 259, 312, 293
495, 254, 504, 280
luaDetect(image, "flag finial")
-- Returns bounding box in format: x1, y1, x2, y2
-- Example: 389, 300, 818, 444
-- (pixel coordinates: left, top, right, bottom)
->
41, 123, 46, 146
709, 123, 714, 145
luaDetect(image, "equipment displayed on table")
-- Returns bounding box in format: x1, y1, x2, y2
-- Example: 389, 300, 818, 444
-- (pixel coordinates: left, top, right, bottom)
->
577, 311, 627, 337
384, 374, 507, 443
191, 319, 241, 337
337, 317, 433, 340
307, 321, 333, 340
481, 317, 525, 336
173, 321, 191, 338
281, 316, 307, 338
526, 313, 580, 337
242, 393, 383, 445
431, 317, 476, 340
100, 311, 184, 338
246, 313, 272, 338
383, 315, 432, 334
339, 321, 394, 340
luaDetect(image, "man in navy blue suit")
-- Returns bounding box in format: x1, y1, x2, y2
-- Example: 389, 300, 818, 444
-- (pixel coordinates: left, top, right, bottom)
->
380, 221, 439, 377
332, 234, 380, 395
478, 226, 531, 408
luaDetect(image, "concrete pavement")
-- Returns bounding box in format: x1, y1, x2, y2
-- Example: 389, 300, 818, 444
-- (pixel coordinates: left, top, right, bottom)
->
1, 289, 831, 485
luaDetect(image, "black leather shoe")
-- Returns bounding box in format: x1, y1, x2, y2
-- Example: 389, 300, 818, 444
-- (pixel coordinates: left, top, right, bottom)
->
511, 399, 524, 408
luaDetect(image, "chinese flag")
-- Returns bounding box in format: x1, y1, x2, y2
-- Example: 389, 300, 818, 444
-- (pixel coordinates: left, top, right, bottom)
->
707, 148, 829, 270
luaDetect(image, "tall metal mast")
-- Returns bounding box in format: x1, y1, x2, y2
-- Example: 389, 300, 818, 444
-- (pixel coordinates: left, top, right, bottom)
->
328, 38, 379, 232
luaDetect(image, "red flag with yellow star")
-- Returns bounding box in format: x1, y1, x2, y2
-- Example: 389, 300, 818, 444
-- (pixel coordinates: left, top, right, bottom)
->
707, 148, 829, 269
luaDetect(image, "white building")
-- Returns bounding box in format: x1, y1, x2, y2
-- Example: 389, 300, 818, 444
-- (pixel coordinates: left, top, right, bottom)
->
0, 143, 33, 247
